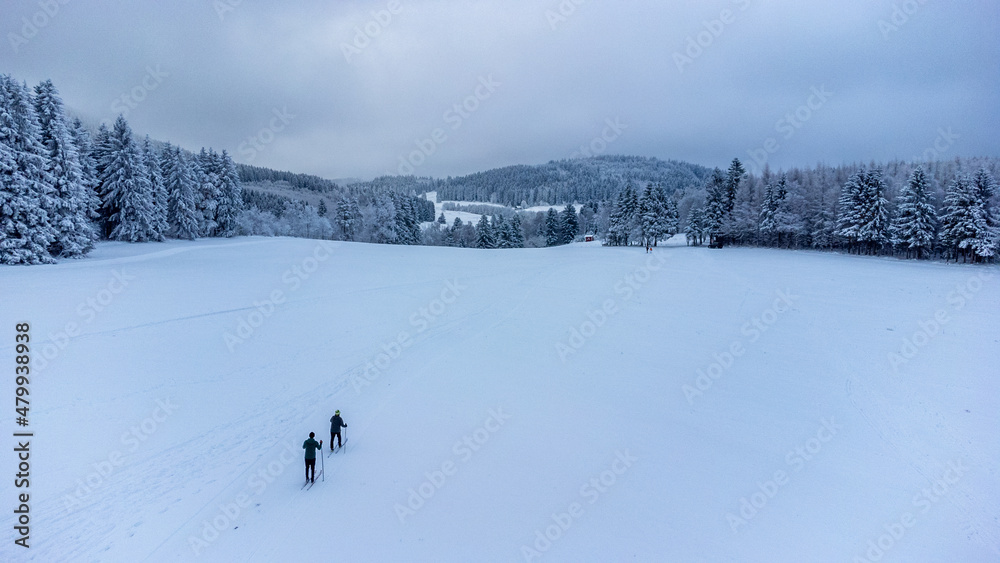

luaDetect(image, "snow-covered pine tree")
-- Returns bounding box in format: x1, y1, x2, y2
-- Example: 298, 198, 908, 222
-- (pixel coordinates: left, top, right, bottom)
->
437, 212, 446, 225
685, 205, 707, 246
725, 158, 746, 214
638, 184, 663, 247
0, 75, 57, 264
371, 192, 396, 244
449, 217, 464, 247
336, 197, 361, 241
605, 184, 639, 246
91, 123, 112, 177
970, 168, 997, 261
391, 194, 412, 244
773, 176, 804, 248
317, 199, 328, 217
161, 145, 200, 240
460, 220, 477, 247
405, 196, 422, 243
140, 137, 167, 241
508, 213, 525, 248
726, 175, 758, 246
759, 181, 777, 246
494, 214, 512, 248
193, 148, 220, 237
704, 168, 728, 246
939, 174, 979, 262
475, 214, 496, 249
622, 184, 639, 243
762, 175, 799, 247
400, 196, 422, 243
90, 122, 112, 241
890, 166, 936, 259
68, 118, 102, 227
33, 79, 96, 257
442, 220, 456, 246
806, 179, 836, 250
658, 185, 679, 238
214, 150, 243, 237
560, 203, 578, 245
835, 170, 865, 253
971, 168, 996, 208
544, 208, 561, 246
87, 122, 114, 238
98, 116, 157, 242
605, 193, 624, 246
854, 169, 890, 255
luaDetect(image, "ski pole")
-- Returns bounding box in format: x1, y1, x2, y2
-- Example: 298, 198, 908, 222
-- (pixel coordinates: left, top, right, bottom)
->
321, 440, 325, 481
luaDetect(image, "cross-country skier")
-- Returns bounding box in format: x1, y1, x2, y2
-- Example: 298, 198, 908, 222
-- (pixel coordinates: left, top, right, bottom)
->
303, 432, 322, 483
330, 410, 348, 451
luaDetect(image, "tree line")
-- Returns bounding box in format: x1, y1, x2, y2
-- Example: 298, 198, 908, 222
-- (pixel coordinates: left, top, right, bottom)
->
678, 158, 998, 262
603, 183, 680, 247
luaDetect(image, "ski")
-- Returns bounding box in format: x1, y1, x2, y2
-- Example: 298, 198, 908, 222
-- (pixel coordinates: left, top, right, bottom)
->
334, 438, 348, 454
305, 470, 323, 490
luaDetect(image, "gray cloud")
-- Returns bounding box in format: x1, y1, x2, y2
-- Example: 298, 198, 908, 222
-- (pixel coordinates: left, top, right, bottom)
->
3, 0, 997, 180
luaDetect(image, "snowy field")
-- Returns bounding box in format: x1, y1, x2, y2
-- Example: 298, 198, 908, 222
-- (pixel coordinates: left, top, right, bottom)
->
423, 191, 504, 226
1, 238, 998, 562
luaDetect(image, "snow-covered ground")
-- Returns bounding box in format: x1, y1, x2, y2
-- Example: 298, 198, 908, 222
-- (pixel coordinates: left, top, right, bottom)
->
423, 191, 505, 226
1, 238, 997, 562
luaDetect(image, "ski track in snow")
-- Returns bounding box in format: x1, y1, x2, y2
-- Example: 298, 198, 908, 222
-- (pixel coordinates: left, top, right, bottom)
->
39, 238, 279, 270
141, 291, 521, 561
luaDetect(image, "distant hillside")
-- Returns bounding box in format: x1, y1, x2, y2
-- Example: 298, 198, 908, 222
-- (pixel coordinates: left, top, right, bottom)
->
239, 166, 438, 205
315, 156, 710, 207
435, 155, 711, 206
346, 175, 439, 196
241, 180, 332, 210
237, 164, 340, 193
237, 164, 338, 215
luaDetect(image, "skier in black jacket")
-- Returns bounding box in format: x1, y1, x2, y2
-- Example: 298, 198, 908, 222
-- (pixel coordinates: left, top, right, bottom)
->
330, 410, 347, 450
302, 432, 322, 482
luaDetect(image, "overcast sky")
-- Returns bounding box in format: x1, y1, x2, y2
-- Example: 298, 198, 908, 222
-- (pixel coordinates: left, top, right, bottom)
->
3, 0, 997, 180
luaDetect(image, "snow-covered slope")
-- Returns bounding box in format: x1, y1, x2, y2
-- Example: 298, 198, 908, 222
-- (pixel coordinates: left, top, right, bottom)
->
1, 238, 997, 562
423, 191, 501, 226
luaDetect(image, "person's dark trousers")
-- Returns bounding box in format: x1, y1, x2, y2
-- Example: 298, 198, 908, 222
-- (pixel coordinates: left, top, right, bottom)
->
331, 432, 342, 448
305, 458, 316, 481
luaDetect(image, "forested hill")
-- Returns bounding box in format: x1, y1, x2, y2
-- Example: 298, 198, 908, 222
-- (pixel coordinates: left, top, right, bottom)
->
237, 163, 340, 192
322, 156, 710, 207
434, 155, 711, 206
